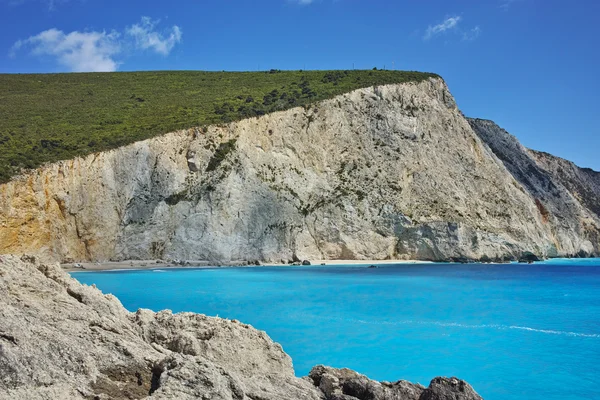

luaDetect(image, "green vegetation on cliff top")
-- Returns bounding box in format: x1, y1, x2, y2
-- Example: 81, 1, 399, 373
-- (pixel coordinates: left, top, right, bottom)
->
0, 69, 438, 183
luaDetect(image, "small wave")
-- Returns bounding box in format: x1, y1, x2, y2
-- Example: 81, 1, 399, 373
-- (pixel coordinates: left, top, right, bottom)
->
506, 325, 600, 338
309, 315, 600, 338
421, 321, 600, 338
152, 269, 167, 273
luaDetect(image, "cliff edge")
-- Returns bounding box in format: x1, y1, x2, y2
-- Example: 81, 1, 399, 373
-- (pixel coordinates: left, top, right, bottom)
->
1, 78, 598, 262
0, 254, 482, 400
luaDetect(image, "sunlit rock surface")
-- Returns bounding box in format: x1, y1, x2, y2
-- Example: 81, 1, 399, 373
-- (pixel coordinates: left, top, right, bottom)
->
1, 78, 598, 262
0, 254, 482, 400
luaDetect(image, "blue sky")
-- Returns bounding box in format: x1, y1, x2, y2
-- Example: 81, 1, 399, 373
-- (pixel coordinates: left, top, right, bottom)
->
1, 0, 599, 170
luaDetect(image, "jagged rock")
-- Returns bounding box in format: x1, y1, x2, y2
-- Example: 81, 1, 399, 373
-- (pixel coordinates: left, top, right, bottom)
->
1, 80, 598, 264
421, 377, 482, 400
0, 254, 483, 400
449, 256, 474, 264
0, 255, 320, 400
186, 150, 199, 173
518, 252, 540, 263
308, 366, 482, 400
302, 260, 312, 265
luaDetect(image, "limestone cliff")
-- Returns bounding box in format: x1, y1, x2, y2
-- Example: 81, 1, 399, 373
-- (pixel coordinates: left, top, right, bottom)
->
0, 254, 483, 400
468, 118, 600, 257
0, 78, 598, 262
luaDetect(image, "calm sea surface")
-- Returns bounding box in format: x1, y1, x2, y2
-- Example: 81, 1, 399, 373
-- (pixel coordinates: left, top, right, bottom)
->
72, 259, 600, 400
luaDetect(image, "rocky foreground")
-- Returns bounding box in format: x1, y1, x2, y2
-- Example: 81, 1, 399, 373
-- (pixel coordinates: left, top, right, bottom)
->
0, 254, 482, 400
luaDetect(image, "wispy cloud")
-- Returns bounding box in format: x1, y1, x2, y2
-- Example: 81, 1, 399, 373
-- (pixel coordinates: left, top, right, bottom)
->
126, 17, 182, 56
289, 0, 315, 4
10, 29, 121, 72
42, 0, 69, 10
3, 0, 76, 11
424, 16, 462, 40
10, 17, 183, 72
462, 26, 481, 41
500, 0, 522, 10
423, 15, 481, 42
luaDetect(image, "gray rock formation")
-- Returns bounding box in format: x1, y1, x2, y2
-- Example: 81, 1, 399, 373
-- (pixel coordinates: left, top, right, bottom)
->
530, 150, 600, 220
0, 254, 482, 400
309, 366, 482, 400
0, 78, 598, 262
468, 118, 600, 257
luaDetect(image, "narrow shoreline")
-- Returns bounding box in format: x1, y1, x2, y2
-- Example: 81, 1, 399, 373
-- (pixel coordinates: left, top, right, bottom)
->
62, 259, 434, 272
61, 257, 599, 272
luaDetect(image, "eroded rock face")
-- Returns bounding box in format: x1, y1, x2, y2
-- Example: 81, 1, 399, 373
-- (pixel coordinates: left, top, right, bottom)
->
468, 118, 600, 257
0, 79, 598, 262
0, 254, 483, 400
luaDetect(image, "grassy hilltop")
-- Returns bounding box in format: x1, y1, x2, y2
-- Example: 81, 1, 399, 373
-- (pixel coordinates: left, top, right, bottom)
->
0, 69, 438, 183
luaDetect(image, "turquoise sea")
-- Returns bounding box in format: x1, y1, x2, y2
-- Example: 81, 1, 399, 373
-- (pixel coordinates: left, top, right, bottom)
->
72, 259, 600, 400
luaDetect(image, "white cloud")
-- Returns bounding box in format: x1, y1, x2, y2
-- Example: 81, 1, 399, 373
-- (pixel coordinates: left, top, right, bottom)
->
462, 26, 481, 41
126, 17, 182, 56
10, 17, 183, 72
500, 0, 521, 10
287, 0, 315, 5
423, 15, 481, 42
43, 0, 68, 10
10, 28, 121, 72
3, 0, 78, 11
424, 16, 462, 40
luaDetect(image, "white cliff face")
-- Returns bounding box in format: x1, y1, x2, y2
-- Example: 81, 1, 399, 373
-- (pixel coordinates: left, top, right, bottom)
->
0, 78, 597, 262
